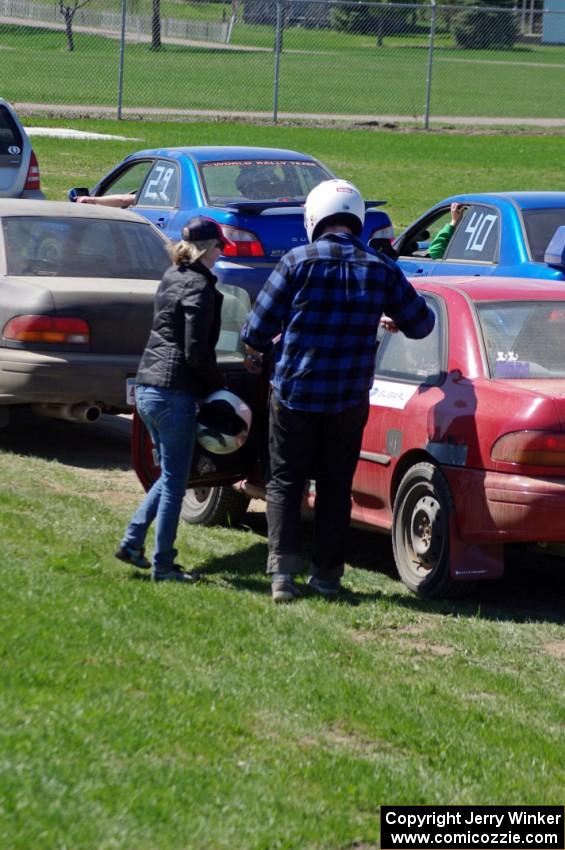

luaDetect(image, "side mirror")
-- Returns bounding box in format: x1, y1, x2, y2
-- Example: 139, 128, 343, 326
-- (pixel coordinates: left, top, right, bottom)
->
368, 237, 398, 260
544, 226, 565, 269
67, 187, 90, 203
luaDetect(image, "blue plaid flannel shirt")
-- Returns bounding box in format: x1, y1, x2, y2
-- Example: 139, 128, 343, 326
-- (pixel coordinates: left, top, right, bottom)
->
241, 232, 435, 413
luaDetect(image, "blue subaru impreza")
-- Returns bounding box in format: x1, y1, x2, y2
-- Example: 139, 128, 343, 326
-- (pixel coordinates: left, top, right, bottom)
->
69, 146, 394, 302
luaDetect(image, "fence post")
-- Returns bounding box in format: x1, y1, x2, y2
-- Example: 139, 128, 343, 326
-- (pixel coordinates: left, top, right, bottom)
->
117, 0, 126, 120
273, 0, 283, 124
424, 0, 437, 130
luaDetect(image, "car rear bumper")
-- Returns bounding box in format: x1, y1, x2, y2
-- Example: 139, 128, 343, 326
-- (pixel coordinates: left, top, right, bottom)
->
446, 467, 565, 544
0, 348, 139, 412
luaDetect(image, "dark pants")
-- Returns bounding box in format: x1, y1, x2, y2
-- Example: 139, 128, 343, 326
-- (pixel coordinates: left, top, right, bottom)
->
266, 394, 370, 580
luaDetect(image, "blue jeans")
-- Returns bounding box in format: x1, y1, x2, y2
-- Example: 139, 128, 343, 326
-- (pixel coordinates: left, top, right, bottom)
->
121, 384, 197, 575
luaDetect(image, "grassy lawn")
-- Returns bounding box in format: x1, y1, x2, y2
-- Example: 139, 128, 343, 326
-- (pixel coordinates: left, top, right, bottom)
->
26, 116, 565, 231
0, 415, 564, 850
1, 24, 565, 119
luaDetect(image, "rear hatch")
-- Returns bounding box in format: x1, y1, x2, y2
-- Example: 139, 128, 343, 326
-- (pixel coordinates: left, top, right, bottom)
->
220, 201, 393, 262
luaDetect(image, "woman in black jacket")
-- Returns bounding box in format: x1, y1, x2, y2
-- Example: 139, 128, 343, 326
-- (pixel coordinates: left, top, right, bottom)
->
115, 217, 233, 582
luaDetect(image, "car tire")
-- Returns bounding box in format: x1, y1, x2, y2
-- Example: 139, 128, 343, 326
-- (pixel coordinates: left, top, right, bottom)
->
181, 485, 250, 527
392, 461, 460, 598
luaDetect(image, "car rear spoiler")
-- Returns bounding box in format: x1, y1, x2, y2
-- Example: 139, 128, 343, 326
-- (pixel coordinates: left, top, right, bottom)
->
222, 199, 387, 215
545, 226, 565, 270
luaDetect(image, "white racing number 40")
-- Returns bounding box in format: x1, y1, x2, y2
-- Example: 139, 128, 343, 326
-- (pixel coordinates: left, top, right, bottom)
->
464, 211, 497, 253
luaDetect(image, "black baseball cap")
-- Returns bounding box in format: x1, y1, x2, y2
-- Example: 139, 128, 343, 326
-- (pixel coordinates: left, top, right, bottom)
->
181, 216, 235, 248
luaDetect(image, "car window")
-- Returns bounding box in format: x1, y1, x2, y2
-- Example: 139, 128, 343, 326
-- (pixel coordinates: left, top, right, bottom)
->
0, 104, 23, 161
522, 209, 565, 263
200, 159, 332, 204
375, 296, 443, 384
445, 204, 499, 263
2, 216, 170, 280
216, 283, 251, 359
396, 208, 453, 258
100, 160, 153, 199
477, 300, 565, 378
137, 160, 180, 208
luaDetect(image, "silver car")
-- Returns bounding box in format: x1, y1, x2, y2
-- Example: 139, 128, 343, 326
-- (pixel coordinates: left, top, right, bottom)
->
0, 199, 172, 426
0, 99, 44, 199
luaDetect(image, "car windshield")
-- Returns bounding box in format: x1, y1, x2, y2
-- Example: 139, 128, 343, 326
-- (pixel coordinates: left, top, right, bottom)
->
523, 209, 565, 262
477, 300, 565, 378
2, 215, 171, 279
200, 159, 332, 204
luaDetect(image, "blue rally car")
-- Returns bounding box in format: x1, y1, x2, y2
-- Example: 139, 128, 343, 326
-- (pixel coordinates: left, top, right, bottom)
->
69, 146, 394, 301
394, 192, 565, 281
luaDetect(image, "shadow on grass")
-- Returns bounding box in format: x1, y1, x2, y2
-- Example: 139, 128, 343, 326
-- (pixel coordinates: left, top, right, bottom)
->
190, 517, 565, 622
0, 409, 132, 471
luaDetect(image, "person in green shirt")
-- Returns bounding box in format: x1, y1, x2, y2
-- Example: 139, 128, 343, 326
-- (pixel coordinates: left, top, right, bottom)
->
428, 202, 465, 259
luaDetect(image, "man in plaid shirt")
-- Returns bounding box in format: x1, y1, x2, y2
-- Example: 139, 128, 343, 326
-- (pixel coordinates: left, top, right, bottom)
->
241, 179, 435, 602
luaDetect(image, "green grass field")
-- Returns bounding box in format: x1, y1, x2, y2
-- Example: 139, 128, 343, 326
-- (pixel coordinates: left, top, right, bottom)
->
26, 116, 565, 230
1, 23, 565, 119
1, 122, 565, 848
0, 417, 564, 850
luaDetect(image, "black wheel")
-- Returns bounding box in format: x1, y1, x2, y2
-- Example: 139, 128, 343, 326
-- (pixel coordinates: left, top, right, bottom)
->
392, 462, 458, 598
181, 485, 250, 527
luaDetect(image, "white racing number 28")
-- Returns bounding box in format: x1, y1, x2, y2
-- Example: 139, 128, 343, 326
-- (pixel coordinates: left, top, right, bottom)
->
464, 211, 497, 254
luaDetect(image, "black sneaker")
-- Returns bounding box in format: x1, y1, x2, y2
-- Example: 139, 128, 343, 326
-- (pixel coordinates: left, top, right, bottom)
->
115, 544, 151, 569
308, 575, 341, 598
153, 566, 199, 583
271, 573, 301, 603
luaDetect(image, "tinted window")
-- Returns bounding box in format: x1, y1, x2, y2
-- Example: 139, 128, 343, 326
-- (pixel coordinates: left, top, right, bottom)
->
137, 160, 179, 207
0, 105, 23, 160
446, 205, 499, 263
201, 159, 332, 204
3, 216, 170, 280
477, 300, 565, 378
523, 209, 565, 262
375, 297, 442, 384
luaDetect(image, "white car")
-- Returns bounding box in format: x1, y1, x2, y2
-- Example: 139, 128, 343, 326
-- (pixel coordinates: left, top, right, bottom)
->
0, 199, 172, 426
0, 98, 44, 199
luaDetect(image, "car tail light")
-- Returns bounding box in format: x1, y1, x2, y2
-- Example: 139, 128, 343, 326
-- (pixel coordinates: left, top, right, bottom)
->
369, 224, 394, 242
220, 225, 265, 258
24, 150, 41, 191
2, 315, 90, 345
491, 430, 565, 466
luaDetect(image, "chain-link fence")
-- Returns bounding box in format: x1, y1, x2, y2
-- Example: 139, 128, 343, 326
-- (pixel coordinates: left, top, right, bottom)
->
1, 0, 564, 127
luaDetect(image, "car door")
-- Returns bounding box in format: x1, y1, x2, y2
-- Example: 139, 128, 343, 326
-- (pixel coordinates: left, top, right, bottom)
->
351, 295, 445, 527
132, 283, 267, 492
135, 158, 181, 234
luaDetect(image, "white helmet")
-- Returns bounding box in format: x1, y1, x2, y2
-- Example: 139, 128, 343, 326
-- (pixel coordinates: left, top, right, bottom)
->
304, 179, 365, 242
196, 390, 252, 455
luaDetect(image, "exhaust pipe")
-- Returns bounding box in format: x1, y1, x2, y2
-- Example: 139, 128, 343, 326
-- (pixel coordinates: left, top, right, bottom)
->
33, 402, 102, 423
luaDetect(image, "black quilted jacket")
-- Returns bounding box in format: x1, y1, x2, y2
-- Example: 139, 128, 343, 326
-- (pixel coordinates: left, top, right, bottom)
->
136, 260, 225, 398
